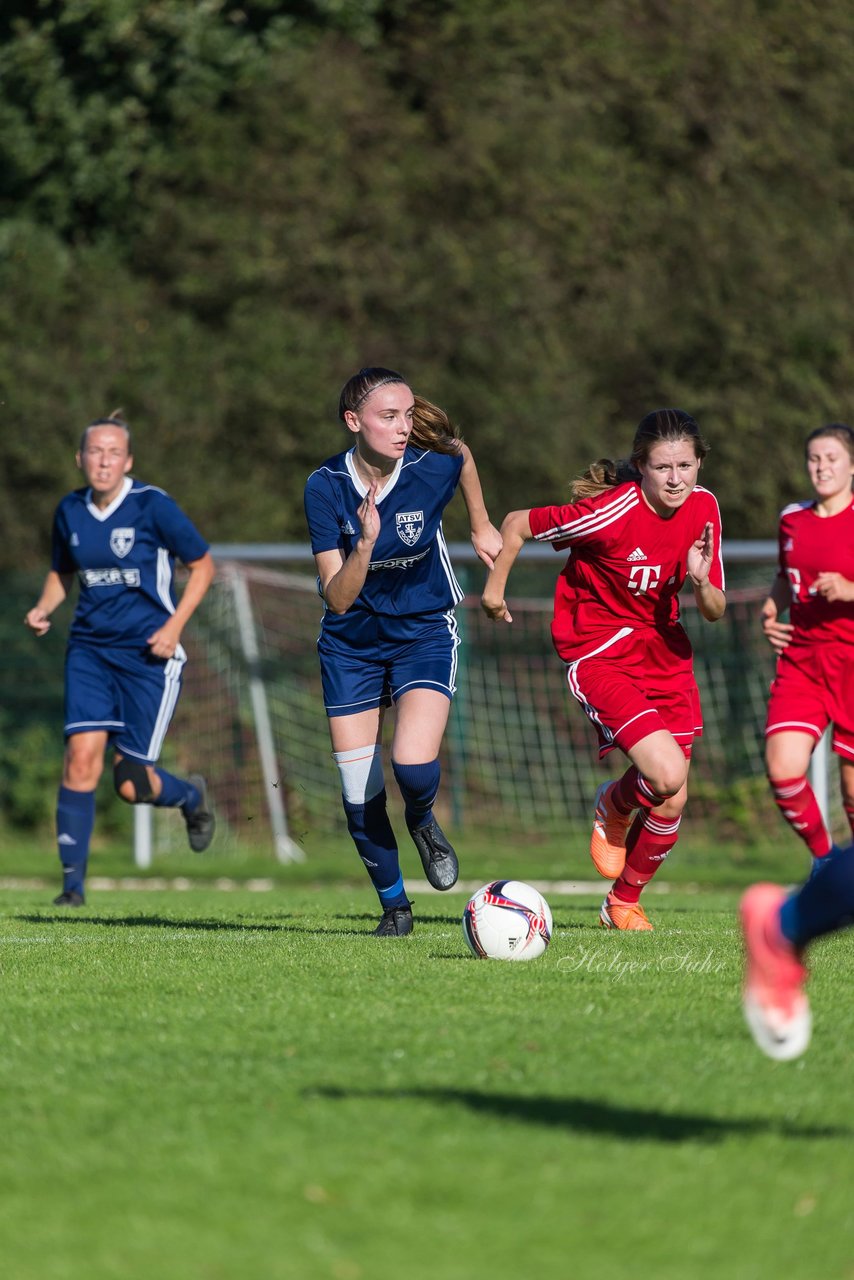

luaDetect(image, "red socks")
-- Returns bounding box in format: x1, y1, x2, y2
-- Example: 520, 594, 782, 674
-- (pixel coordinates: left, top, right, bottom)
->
612, 812, 682, 903
770, 776, 833, 859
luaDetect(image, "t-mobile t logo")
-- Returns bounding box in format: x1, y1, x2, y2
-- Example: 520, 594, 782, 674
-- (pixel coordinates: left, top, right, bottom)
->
627, 564, 662, 594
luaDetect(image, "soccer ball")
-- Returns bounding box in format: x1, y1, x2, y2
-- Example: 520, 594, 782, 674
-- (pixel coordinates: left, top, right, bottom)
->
462, 880, 553, 961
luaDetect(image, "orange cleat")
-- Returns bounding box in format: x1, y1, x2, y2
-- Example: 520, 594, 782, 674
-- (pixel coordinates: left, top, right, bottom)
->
740, 883, 811, 1060
590, 781, 633, 878
599, 891, 653, 931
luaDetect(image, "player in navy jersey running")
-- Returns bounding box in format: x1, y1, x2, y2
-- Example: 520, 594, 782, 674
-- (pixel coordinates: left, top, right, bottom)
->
740, 423, 854, 1059
482, 409, 726, 930
304, 368, 502, 937
25, 412, 216, 906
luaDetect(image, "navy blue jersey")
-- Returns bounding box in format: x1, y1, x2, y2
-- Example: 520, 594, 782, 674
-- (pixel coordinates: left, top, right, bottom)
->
51, 477, 209, 647
304, 445, 465, 618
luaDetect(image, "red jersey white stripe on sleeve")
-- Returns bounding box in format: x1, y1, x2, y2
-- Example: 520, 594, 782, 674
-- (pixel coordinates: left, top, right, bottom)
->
527, 480, 724, 662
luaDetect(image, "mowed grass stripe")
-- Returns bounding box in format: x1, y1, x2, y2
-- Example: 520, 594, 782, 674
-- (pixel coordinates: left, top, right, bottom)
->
0, 888, 851, 1280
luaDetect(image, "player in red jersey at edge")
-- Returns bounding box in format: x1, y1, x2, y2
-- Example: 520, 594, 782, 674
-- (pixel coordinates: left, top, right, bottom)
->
759, 423, 854, 866
482, 408, 726, 931
739, 422, 854, 1060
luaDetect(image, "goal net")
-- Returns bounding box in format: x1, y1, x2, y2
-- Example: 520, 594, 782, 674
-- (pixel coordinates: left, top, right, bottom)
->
148, 556, 847, 861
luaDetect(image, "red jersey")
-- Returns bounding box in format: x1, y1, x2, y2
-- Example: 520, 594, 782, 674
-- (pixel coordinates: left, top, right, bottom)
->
528, 481, 724, 662
777, 497, 854, 648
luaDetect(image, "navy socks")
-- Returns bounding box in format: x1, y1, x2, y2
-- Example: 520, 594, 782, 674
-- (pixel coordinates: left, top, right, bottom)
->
154, 768, 200, 812
342, 790, 409, 909
56, 786, 95, 897
392, 760, 441, 832
780, 845, 854, 949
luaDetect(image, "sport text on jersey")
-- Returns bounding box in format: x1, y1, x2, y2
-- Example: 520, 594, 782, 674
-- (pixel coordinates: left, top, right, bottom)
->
79, 567, 142, 588
368, 547, 431, 572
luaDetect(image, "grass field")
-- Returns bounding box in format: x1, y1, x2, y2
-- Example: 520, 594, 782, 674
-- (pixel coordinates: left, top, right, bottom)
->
2, 870, 853, 1279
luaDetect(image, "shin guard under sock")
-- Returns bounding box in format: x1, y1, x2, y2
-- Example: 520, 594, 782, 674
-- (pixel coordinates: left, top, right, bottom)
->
342, 790, 408, 908
770, 776, 832, 859
613, 812, 682, 904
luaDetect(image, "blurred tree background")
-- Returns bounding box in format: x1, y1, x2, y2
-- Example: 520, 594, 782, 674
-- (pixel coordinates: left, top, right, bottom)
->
1, 0, 852, 568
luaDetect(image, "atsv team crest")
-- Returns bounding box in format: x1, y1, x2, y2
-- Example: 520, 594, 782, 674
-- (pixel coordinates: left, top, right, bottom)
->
395, 510, 424, 547
110, 527, 136, 558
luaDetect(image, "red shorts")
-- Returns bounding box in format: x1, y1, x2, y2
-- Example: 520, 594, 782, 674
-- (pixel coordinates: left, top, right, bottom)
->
565, 627, 702, 759
765, 643, 854, 760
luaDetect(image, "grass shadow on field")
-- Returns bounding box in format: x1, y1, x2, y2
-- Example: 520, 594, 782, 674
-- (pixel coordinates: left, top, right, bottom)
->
306, 1086, 851, 1144
19, 913, 282, 932
17, 912, 377, 938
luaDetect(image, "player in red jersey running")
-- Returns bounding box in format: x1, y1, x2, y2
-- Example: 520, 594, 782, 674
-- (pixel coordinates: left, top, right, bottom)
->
760, 423, 854, 866
482, 408, 726, 930
739, 424, 854, 1061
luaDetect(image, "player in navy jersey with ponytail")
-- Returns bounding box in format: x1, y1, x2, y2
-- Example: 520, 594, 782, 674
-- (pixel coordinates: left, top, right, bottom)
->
304, 368, 502, 936
482, 409, 726, 931
26, 412, 216, 906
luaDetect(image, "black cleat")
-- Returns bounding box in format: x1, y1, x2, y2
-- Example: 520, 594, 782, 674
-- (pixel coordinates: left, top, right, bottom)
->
184, 774, 216, 852
373, 904, 414, 937
410, 818, 459, 890
52, 890, 84, 907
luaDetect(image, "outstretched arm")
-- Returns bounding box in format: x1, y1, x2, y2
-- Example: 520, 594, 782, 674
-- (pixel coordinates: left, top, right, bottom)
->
481, 509, 533, 624
147, 551, 216, 658
686, 521, 726, 621
458, 444, 503, 569
25, 570, 74, 636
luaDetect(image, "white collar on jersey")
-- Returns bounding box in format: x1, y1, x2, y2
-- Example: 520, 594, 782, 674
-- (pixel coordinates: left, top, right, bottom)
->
86, 476, 133, 521
345, 449, 403, 503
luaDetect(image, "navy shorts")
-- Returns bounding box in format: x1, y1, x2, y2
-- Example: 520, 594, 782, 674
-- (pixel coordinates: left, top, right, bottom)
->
64, 642, 187, 764
318, 609, 460, 717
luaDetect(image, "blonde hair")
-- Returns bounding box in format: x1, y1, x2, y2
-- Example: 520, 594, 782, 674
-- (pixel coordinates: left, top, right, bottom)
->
80, 409, 131, 452
571, 458, 636, 500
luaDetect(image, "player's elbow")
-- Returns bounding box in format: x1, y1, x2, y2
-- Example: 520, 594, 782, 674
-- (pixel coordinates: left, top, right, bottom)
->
323, 592, 350, 615
500, 510, 531, 541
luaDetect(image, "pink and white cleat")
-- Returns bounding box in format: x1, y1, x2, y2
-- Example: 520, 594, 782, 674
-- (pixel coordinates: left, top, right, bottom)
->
740, 883, 811, 1061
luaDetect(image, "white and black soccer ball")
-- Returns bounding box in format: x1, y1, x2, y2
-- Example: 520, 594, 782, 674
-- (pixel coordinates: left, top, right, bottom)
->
462, 880, 553, 961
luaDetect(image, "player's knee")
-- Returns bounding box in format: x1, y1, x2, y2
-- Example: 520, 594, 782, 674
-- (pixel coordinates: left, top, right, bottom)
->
647, 759, 688, 800
63, 743, 104, 790
333, 745, 385, 806
113, 756, 156, 804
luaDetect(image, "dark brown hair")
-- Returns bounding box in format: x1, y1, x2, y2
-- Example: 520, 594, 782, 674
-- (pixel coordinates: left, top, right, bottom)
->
337, 368, 462, 456
410, 396, 463, 456
804, 423, 854, 463
337, 368, 408, 422
571, 408, 708, 499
